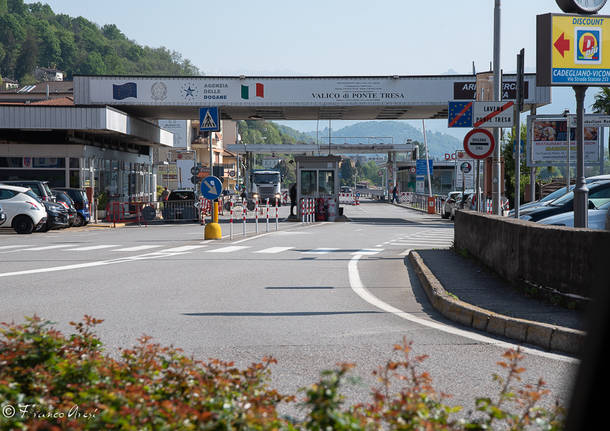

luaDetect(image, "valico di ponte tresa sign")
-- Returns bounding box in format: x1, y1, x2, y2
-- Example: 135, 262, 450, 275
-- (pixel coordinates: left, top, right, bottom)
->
537, 13, 610, 86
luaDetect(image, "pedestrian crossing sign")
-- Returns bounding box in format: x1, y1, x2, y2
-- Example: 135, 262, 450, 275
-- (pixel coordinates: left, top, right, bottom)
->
199, 107, 220, 132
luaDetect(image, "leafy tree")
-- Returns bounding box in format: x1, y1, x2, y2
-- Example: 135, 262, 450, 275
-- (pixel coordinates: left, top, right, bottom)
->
14, 32, 37, 81
340, 160, 356, 186
502, 124, 529, 206
0, 0, 200, 81
592, 88, 610, 169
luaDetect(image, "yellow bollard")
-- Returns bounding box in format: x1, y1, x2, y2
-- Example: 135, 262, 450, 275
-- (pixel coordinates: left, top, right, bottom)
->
204, 201, 222, 239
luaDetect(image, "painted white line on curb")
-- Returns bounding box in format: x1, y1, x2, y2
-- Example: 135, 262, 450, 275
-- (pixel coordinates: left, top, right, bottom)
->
347, 254, 577, 364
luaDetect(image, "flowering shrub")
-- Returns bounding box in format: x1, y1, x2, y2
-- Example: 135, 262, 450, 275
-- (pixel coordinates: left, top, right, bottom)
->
0, 316, 565, 430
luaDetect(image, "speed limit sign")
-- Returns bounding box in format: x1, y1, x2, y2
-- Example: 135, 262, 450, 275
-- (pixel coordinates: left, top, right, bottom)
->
463, 128, 495, 160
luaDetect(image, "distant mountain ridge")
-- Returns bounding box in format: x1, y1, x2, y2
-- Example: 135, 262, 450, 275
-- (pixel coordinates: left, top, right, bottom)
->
301, 121, 461, 159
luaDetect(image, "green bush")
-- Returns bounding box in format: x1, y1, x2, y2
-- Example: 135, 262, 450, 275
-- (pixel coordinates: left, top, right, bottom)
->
0, 316, 565, 430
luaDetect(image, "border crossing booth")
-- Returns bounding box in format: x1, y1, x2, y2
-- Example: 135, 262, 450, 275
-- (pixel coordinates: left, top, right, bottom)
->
295, 155, 340, 221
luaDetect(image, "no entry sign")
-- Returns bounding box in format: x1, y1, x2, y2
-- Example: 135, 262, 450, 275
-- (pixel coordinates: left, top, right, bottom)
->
463, 128, 495, 160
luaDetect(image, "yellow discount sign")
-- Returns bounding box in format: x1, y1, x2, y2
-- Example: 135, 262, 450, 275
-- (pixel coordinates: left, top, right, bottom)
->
537, 13, 610, 86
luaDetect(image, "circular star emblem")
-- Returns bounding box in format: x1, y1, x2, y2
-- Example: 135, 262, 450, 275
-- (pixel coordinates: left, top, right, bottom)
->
181, 83, 199, 101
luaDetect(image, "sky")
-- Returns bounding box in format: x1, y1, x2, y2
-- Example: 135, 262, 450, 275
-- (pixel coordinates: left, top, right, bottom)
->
26, 0, 607, 138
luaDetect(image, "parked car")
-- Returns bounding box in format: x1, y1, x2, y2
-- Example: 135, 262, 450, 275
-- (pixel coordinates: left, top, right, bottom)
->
0, 204, 6, 226
519, 180, 610, 222
162, 190, 198, 221
509, 185, 573, 216
509, 175, 610, 216
441, 191, 462, 219
52, 189, 77, 226
538, 200, 610, 230
54, 187, 90, 226
0, 180, 56, 202
39, 201, 70, 231
0, 184, 47, 234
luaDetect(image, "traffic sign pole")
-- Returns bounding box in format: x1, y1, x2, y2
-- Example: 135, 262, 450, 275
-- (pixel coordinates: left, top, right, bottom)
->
574, 86, 589, 228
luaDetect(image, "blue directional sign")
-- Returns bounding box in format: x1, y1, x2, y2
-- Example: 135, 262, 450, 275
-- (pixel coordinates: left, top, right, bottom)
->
200, 175, 222, 200
415, 159, 434, 176
199, 107, 220, 132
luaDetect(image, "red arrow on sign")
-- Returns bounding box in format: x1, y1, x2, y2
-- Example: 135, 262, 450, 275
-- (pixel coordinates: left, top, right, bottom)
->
473, 101, 514, 128
554, 32, 570, 57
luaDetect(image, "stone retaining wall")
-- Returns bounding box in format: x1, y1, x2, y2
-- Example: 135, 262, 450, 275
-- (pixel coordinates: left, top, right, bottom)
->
454, 211, 610, 297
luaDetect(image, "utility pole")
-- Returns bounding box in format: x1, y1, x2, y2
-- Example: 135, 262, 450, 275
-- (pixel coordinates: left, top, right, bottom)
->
492, 0, 502, 215
514, 48, 524, 218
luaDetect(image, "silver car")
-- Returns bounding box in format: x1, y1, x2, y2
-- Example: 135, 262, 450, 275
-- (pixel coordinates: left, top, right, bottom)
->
537, 200, 610, 230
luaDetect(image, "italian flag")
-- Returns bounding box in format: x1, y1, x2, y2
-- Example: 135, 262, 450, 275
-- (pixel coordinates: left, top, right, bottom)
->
241, 83, 264, 99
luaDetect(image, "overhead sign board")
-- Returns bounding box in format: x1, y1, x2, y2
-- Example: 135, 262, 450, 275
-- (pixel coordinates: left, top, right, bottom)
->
537, 13, 610, 86
448, 101, 514, 128
567, 113, 610, 127
75, 74, 549, 110
463, 128, 495, 160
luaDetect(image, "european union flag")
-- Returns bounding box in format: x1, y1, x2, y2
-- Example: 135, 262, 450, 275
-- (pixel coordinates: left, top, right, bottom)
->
448, 101, 473, 128
113, 82, 137, 100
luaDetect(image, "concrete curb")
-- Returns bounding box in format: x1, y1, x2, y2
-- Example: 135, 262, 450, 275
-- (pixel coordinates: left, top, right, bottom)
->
408, 250, 585, 355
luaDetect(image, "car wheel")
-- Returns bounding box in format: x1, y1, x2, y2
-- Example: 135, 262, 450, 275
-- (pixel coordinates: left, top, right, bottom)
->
12, 215, 34, 234
74, 213, 85, 227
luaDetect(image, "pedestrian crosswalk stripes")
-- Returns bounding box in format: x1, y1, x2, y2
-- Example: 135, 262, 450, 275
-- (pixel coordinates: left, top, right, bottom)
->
0, 232, 452, 256
113, 245, 162, 252
21, 244, 75, 251
254, 247, 294, 254
205, 246, 248, 253
163, 245, 207, 252
64, 244, 119, 251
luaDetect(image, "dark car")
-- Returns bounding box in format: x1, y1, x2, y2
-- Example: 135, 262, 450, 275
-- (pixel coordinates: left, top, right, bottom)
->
0, 180, 56, 202
39, 201, 70, 231
162, 190, 198, 221
520, 180, 610, 222
52, 189, 77, 226
53, 187, 90, 226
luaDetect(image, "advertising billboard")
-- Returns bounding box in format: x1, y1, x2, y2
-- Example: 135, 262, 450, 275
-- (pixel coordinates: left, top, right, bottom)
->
526, 115, 600, 166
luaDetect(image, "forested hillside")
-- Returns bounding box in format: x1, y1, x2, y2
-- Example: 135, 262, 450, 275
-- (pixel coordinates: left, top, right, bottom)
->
0, 0, 199, 84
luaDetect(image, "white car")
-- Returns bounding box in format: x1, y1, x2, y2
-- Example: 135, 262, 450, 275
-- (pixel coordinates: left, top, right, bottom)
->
0, 184, 48, 234
537, 201, 610, 230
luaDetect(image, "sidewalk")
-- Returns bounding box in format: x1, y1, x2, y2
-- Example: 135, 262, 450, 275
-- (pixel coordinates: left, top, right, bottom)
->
408, 248, 585, 355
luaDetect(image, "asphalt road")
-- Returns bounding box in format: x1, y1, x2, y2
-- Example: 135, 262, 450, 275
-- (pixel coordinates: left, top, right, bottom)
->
0, 200, 578, 419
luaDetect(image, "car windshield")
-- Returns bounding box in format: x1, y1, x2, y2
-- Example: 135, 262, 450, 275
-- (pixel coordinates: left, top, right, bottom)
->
56, 192, 74, 205
253, 173, 280, 184
540, 185, 573, 203
549, 190, 574, 206
168, 191, 194, 200
23, 190, 42, 203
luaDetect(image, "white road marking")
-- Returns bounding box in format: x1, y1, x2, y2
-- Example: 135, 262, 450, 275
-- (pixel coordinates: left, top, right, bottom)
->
113, 245, 162, 252
163, 245, 207, 252
302, 248, 339, 254
21, 244, 75, 251
0, 245, 29, 250
64, 244, 119, 251
205, 246, 249, 253
254, 247, 294, 254
347, 253, 577, 364
0, 250, 188, 278
351, 249, 382, 255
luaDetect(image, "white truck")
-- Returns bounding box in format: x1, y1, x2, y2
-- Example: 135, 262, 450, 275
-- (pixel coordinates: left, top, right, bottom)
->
249, 169, 282, 207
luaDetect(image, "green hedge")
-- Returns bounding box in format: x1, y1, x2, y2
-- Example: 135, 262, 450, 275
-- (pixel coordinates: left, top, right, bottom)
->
0, 316, 565, 430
